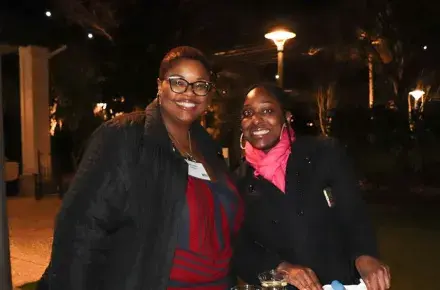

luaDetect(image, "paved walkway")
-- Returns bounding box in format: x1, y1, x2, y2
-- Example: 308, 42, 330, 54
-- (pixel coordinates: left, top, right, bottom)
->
7, 196, 61, 287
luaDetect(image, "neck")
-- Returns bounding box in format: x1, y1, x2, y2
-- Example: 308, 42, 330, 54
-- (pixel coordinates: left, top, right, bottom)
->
262, 139, 281, 154
161, 109, 191, 144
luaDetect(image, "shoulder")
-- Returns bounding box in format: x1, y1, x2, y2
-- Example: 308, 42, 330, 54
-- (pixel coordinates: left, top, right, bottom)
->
295, 135, 344, 156
83, 111, 148, 159
232, 160, 255, 194
103, 111, 146, 133
233, 159, 251, 179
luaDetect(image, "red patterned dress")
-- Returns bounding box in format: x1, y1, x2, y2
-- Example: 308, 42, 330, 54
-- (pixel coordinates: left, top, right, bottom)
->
167, 175, 243, 290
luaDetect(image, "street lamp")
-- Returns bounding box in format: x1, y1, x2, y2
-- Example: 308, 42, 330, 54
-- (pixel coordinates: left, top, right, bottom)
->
409, 89, 425, 102
409, 89, 425, 110
265, 29, 296, 87
408, 89, 425, 131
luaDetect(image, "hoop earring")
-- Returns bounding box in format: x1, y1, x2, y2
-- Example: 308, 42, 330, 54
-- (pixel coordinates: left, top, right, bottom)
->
240, 133, 246, 150
279, 124, 286, 141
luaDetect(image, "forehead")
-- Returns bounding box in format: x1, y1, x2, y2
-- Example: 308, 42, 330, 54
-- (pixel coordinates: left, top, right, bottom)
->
244, 87, 279, 106
166, 59, 210, 80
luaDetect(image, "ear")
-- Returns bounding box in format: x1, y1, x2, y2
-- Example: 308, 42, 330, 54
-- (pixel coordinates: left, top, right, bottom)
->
157, 78, 162, 94
285, 111, 293, 123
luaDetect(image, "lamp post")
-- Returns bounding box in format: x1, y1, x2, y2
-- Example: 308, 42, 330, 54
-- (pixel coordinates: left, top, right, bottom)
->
408, 89, 425, 131
409, 89, 425, 105
265, 29, 296, 87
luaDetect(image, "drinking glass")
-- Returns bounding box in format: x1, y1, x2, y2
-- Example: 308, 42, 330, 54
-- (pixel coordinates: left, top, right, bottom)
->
231, 285, 262, 290
258, 269, 287, 289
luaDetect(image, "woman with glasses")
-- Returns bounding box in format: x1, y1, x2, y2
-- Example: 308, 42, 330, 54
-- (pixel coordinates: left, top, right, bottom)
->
37, 46, 243, 290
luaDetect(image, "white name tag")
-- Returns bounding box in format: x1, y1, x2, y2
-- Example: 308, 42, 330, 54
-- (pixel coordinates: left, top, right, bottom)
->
186, 160, 211, 180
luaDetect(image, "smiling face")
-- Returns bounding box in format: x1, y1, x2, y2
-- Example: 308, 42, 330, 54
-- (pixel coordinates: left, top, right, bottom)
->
158, 58, 212, 126
241, 86, 290, 151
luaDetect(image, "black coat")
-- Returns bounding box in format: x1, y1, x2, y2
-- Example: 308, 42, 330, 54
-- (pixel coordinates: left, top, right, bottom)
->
37, 101, 231, 290
232, 136, 378, 287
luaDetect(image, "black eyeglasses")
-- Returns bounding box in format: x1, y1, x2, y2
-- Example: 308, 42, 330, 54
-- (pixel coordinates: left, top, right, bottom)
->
167, 76, 214, 96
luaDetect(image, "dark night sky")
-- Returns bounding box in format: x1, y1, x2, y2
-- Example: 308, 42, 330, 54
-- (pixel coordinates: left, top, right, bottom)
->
0, 0, 345, 46
1, 0, 440, 105
1, 0, 439, 50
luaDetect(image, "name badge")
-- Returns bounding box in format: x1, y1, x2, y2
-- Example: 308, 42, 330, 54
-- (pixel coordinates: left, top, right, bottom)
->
186, 160, 211, 180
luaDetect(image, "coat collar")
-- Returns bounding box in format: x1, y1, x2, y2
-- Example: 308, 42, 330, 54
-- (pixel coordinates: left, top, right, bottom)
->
143, 99, 221, 157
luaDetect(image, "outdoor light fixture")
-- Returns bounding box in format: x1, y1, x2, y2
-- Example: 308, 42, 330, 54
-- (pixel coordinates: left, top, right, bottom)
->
409, 89, 425, 101
265, 30, 296, 51
265, 29, 296, 87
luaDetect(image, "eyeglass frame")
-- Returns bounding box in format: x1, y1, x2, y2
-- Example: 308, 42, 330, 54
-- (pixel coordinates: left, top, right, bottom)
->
163, 76, 215, 96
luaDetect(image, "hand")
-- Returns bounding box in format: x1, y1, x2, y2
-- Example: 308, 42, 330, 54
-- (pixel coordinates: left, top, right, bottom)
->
277, 262, 322, 290
355, 255, 391, 290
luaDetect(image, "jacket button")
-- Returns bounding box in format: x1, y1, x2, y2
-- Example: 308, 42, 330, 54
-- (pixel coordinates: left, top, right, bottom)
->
297, 210, 304, 216
248, 184, 255, 193
272, 219, 279, 224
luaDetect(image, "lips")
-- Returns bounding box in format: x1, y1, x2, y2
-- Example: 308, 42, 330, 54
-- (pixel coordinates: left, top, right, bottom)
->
251, 128, 270, 137
175, 100, 198, 110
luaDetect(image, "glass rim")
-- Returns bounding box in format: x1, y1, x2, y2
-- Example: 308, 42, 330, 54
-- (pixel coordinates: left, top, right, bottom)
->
230, 285, 262, 290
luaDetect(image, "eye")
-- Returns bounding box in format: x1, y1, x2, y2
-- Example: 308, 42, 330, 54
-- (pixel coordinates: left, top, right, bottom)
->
241, 109, 253, 119
194, 82, 209, 90
175, 79, 187, 87
262, 108, 273, 114
169, 78, 188, 87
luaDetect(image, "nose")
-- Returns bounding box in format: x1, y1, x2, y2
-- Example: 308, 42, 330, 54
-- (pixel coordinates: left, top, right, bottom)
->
251, 114, 263, 125
184, 85, 197, 97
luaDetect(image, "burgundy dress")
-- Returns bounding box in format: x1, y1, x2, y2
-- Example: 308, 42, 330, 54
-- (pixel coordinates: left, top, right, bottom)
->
167, 175, 243, 290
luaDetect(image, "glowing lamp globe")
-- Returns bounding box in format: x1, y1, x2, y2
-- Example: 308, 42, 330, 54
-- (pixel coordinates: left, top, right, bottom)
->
265, 30, 296, 51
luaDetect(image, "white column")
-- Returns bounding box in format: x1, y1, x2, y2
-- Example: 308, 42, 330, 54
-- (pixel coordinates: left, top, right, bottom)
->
19, 46, 51, 196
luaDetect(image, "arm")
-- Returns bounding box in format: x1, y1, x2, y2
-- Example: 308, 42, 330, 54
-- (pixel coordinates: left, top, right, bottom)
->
328, 140, 379, 262
39, 124, 127, 290
232, 225, 282, 285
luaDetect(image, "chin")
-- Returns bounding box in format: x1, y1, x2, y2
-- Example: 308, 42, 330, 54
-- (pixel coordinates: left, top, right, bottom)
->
174, 111, 201, 125
249, 139, 278, 151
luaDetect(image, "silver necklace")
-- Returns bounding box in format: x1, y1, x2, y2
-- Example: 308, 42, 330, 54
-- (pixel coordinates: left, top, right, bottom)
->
168, 130, 195, 161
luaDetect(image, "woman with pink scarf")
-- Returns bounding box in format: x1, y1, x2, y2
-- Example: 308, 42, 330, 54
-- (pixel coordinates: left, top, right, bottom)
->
232, 84, 390, 290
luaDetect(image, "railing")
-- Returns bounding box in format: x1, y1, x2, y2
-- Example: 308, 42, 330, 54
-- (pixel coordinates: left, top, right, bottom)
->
35, 151, 54, 200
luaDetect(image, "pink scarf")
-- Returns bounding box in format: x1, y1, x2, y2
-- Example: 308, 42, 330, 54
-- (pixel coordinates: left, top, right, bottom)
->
244, 127, 295, 193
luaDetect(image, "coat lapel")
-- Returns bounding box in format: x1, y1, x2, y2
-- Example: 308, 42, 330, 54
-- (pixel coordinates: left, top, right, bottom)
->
137, 100, 227, 290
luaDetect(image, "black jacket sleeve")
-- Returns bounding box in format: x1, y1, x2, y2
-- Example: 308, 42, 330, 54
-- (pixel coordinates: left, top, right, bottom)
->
38, 124, 127, 290
328, 140, 379, 262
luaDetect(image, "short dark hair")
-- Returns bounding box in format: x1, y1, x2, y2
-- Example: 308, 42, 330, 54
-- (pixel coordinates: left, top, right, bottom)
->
159, 46, 212, 80
245, 83, 290, 112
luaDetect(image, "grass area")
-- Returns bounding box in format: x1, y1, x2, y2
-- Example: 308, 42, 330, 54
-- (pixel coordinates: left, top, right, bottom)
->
18, 282, 37, 290
371, 204, 440, 290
